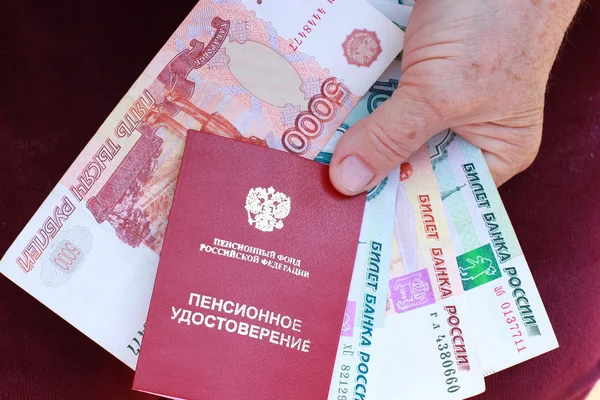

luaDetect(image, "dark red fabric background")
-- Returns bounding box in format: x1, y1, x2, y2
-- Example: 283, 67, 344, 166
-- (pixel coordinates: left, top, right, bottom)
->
0, 1, 598, 399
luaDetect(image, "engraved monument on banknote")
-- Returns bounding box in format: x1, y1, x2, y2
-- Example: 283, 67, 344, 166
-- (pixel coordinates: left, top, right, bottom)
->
79, 8, 360, 252
0, 0, 404, 370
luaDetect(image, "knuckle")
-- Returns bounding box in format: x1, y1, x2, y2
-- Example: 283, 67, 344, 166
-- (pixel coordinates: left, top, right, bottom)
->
427, 91, 459, 121
504, 142, 539, 176
520, 147, 539, 172
517, 126, 542, 172
366, 119, 417, 165
420, 84, 477, 123
396, 84, 455, 124
504, 150, 529, 176
494, 121, 542, 176
516, 152, 537, 175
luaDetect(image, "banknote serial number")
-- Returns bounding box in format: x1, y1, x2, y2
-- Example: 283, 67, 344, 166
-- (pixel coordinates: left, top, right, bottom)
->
335, 364, 351, 400
495, 286, 527, 353
289, 7, 327, 51
431, 312, 461, 394
127, 323, 145, 356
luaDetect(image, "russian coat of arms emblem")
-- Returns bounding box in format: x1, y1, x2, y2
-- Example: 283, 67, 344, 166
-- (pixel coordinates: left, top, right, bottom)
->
245, 187, 291, 232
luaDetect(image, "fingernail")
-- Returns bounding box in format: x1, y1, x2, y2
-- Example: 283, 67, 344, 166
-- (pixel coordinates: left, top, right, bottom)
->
337, 155, 375, 192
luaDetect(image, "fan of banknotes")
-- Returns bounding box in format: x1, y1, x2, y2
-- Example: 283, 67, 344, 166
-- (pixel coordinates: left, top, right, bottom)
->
0, 0, 557, 399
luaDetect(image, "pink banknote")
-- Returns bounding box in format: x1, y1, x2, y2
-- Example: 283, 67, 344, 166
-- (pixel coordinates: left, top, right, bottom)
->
1, 0, 404, 369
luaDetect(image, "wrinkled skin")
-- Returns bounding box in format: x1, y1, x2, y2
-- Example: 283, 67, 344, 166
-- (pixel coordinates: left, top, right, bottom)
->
329, 0, 582, 195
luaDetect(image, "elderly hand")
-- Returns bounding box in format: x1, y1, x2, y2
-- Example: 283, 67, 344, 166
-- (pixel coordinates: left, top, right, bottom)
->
329, 0, 582, 195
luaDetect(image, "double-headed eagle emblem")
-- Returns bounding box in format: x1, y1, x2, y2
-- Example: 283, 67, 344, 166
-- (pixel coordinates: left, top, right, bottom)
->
245, 187, 291, 232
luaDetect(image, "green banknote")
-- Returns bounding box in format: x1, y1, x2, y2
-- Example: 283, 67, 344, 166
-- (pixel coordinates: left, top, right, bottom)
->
428, 131, 558, 375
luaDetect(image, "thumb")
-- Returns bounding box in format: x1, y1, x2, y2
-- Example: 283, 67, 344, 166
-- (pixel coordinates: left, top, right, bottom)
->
329, 86, 448, 195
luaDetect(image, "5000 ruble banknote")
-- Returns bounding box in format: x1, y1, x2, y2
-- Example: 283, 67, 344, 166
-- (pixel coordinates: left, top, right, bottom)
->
0, 0, 404, 369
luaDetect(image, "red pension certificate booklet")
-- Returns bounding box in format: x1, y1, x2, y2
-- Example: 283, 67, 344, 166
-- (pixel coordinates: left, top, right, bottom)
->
132, 131, 366, 400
